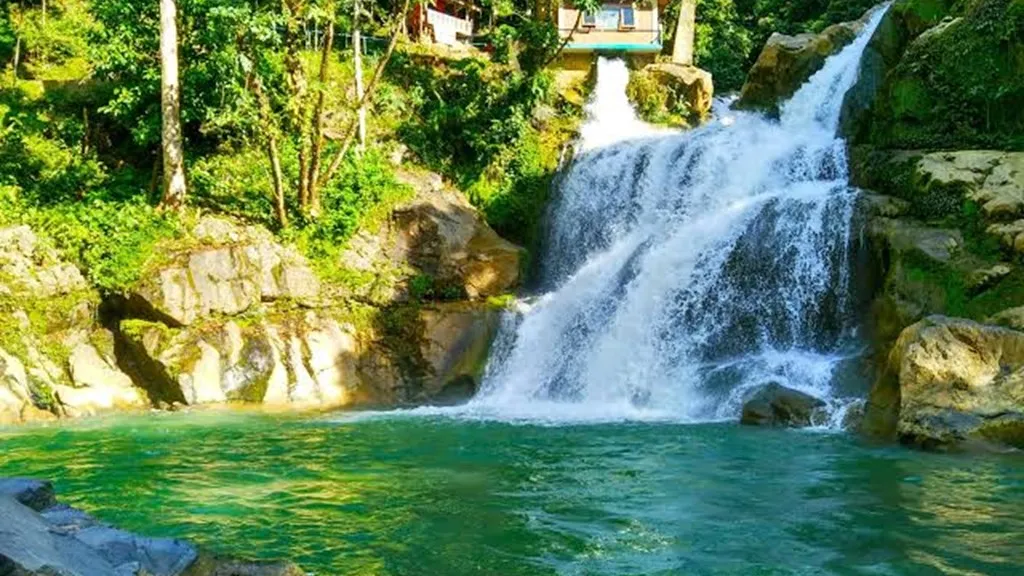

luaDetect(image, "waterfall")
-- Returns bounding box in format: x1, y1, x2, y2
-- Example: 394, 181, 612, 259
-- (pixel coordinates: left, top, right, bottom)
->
464, 7, 889, 423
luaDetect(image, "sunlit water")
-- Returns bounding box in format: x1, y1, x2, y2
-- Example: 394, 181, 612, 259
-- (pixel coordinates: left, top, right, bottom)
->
462, 8, 890, 425
6, 6, 1024, 576
3, 412, 1024, 575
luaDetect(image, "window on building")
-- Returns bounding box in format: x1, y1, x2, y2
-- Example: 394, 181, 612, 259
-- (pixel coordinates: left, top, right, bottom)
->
582, 11, 597, 27
620, 6, 635, 29
596, 7, 620, 29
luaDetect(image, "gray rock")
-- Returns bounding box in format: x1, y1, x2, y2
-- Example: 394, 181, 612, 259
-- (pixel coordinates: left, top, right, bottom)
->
0, 478, 55, 511
740, 382, 827, 427
1, 480, 300, 576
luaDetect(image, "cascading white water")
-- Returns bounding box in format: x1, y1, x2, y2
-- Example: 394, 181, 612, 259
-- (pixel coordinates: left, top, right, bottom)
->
462, 7, 889, 423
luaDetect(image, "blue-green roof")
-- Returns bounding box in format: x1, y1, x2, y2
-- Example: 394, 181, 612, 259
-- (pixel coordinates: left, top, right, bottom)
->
565, 42, 662, 53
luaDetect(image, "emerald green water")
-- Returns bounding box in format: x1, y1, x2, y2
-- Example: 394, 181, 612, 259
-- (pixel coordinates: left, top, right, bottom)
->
2, 412, 1024, 575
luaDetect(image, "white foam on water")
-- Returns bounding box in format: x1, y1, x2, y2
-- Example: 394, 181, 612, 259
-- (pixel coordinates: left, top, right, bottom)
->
345, 6, 890, 428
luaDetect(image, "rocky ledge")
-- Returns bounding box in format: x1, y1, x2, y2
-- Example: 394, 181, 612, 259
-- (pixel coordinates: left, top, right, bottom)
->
0, 478, 302, 575
0, 168, 521, 425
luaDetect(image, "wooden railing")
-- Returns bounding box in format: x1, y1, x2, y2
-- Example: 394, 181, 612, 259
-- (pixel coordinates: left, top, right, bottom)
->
427, 8, 473, 42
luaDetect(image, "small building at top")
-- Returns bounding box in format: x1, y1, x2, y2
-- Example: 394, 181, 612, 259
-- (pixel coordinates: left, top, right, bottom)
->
555, 1, 672, 56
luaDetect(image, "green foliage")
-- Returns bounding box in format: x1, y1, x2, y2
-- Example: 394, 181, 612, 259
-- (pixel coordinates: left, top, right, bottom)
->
388, 49, 575, 251
869, 0, 1024, 149
1, 4, 18, 66
14, 0, 95, 80
661, 0, 879, 92
288, 149, 413, 276
23, 199, 180, 293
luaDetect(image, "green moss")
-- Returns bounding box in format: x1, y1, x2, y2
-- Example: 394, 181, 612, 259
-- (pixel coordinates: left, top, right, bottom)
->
869, 0, 1024, 150
626, 69, 695, 128
486, 294, 517, 310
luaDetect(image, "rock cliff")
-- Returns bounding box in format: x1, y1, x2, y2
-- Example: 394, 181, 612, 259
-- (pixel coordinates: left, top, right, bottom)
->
0, 170, 521, 424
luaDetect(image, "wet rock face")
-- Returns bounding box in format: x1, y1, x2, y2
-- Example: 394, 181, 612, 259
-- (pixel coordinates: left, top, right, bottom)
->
864, 316, 1024, 450
740, 382, 827, 427
0, 478, 302, 576
735, 8, 873, 114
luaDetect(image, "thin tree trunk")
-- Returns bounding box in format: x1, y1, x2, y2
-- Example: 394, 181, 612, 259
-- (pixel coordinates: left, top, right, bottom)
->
544, 11, 581, 68
12, 36, 20, 82
253, 80, 289, 229
283, 0, 311, 210
318, 0, 410, 191
306, 12, 334, 217
353, 0, 366, 150
41, 0, 46, 27
159, 0, 187, 211
672, 0, 696, 66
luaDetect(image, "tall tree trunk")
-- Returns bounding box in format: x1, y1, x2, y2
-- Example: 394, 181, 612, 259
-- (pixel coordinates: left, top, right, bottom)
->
159, 0, 187, 211
283, 0, 310, 210
672, 0, 696, 66
306, 11, 334, 218
41, 0, 46, 27
318, 0, 410, 190
353, 0, 366, 150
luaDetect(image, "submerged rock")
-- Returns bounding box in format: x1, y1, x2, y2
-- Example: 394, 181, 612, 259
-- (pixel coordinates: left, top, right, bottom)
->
740, 382, 827, 427
863, 316, 1024, 450
0, 478, 301, 576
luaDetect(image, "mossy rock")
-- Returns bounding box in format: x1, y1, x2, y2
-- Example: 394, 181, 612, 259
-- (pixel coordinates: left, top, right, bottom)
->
865, 0, 1024, 150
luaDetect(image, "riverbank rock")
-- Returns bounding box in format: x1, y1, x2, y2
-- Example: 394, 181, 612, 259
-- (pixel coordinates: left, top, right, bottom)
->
735, 6, 877, 114
0, 226, 146, 425
0, 477, 301, 576
128, 216, 320, 327
863, 316, 1024, 449
118, 301, 501, 410
341, 169, 523, 303
740, 382, 827, 427
851, 149, 1024, 222
626, 63, 713, 126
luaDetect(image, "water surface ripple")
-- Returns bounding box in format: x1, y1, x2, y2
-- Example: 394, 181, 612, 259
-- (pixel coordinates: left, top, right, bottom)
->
2, 412, 1023, 575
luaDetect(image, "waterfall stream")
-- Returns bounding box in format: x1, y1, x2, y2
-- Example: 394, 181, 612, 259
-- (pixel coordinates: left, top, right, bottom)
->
462, 7, 889, 424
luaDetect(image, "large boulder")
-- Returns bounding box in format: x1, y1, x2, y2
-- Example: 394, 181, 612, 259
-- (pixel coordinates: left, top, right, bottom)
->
863, 316, 1024, 449
735, 7, 877, 114
119, 302, 501, 410
740, 382, 827, 427
129, 216, 321, 327
341, 169, 523, 303
626, 63, 714, 126
0, 478, 302, 576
